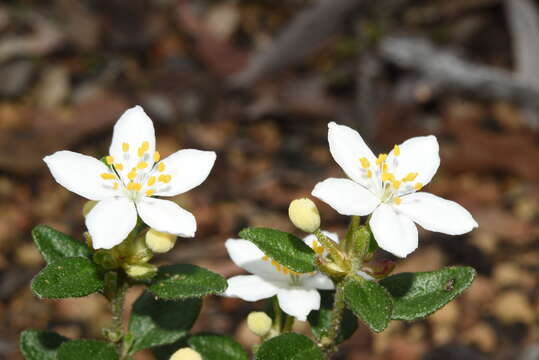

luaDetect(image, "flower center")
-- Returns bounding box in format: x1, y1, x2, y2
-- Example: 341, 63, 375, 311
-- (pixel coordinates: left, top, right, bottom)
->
358, 144, 424, 205
99, 140, 174, 201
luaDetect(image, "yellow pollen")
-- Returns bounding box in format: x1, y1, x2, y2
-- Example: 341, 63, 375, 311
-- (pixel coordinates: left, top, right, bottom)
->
114, 163, 124, 171
271, 260, 281, 272
383, 163, 388, 172
376, 153, 388, 165
157, 162, 166, 172
105, 156, 114, 165
359, 157, 370, 168
147, 176, 156, 186
282, 267, 289, 275
127, 182, 142, 191
262, 255, 269, 261
381, 172, 395, 182
414, 182, 423, 191
100, 173, 115, 180
392, 180, 401, 190
113, 182, 119, 190
146, 189, 155, 197
313, 241, 324, 255
153, 151, 160, 162
127, 169, 137, 180
393, 144, 400, 156
367, 169, 373, 178
158, 174, 172, 183
402, 172, 418, 182
394, 197, 402, 205
122, 143, 129, 152
141, 141, 149, 151
137, 161, 148, 169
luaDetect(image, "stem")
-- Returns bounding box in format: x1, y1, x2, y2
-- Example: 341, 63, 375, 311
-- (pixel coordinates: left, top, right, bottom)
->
282, 315, 295, 332
272, 296, 283, 332
321, 282, 346, 358
106, 271, 129, 359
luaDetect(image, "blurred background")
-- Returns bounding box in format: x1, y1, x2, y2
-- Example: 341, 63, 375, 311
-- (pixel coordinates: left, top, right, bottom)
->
0, 0, 538, 359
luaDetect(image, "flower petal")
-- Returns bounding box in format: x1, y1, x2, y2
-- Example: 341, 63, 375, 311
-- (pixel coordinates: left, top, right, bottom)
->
387, 135, 440, 188
224, 275, 279, 302
225, 239, 286, 281
328, 122, 376, 186
369, 203, 418, 258
398, 192, 478, 235
302, 273, 335, 290
277, 287, 321, 321
85, 197, 137, 249
109, 106, 156, 180
154, 149, 216, 197
137, 198, 196, 238
312, 178, 380, 216
43, 150, 118, 200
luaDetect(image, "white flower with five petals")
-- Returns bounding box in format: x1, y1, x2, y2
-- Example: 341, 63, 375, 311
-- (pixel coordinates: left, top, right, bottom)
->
44, 106, 216, 250
224, 233, 337, 321
312, 122, 478, 258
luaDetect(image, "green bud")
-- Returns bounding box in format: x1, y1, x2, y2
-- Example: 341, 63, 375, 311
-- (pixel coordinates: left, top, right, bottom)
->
350, 226, 372, 259
123, 263, 157, 280
247, 311, 272, 337
93, 250, 120, 269
121, 235, 153, 265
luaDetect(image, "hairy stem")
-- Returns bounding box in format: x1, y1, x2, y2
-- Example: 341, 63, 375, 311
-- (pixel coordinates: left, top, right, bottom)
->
283, 315, 295, 332
106, 271, 129, 359
322, 282, 346, 358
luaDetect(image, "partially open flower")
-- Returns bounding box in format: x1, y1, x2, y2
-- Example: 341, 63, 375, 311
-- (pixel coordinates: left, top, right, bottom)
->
247, 311, 272, 337
145, 228, 177, 253
288, 198, 321, 233
170, 348, 202, 360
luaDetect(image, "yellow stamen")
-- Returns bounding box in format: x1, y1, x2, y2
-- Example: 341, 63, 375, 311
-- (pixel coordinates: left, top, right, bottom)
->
127, 169, 137, 180
393, 144, 400, 156
158, 174, 171, 183
313, 241, 324, 255
100, 173, 115, 180
113, 182, 119, 190
282, 267, 289, 275
146, 189, 155, 197
402, 172, 418, 182
392, 180, 401, 190
153, 151, 160, 162
381, 172, 395, 182
157, 162, 166, 172
114, 163, 124, 171
367, 170, 373, 178
376, 153, 387, 165
141, 141, 149, 151
262, 255, 269, 261
394, 197, 402, 205
105, 156, 114, 165
271, 260, 281, 272
138, 141, 149, 157
122, 143, 129, 152
137, 161, 148, 169
414, 182, 423, 191
383, 163, 388, 172
126, 182, 142, 191
359, 157, 370, 168
147, 176, 156, 186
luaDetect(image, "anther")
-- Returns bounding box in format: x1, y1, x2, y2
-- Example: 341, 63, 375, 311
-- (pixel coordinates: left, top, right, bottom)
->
393, 144, 400, 156
127, 182, 142, 191
394, 197, 402, 205
158, 174, 171, 183
262, 255, 269, 261
376, 153, 388, 165
157, 162, 166, 172
100, 173, 115, 180
153, 151, 160, 162
402, 172, 418, 182
105, 156, 114, 165
145, 189, 155, 197
381, 172, 395, 182
367, 169, 373, 178
414, 182, 423, 191
359, 157, 370, 168
147, 176, 156, 186
137, 161, 148, 169
122, 143, 129, 152
113, 182, 119, 190
128, 169, 137, 180
392, 180, 401, 190
114, 163, 124, 171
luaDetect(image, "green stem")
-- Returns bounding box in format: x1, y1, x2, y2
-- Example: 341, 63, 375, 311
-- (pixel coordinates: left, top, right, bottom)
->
272, 296, 283, 333
313, 229, 346, 270
282, 315, 295, 332
321, 282, 346, 358
106, 271, 129, 359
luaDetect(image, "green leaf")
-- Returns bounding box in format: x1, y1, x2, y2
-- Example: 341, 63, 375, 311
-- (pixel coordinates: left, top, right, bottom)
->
380, 266, 476, 321
343, 278, 392, 333
128, 291, 202, 354
32, 225, 91, 264
239, 228, 315, 273
308, 291, 357, 343
57, 340, 118, 360
255, 333, 324, 360
149, 264, 227, 299
31, 257, 103, 299
188, 334, 248, 360
20, 330, 68, 360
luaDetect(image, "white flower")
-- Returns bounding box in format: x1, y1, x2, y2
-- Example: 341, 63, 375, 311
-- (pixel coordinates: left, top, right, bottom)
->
224, 233, 337, 321
43, 106, 216, 249
312, 122, 478, 258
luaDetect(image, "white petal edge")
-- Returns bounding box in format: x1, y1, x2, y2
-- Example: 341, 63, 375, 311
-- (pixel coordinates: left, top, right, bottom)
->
137, 198, 196, 238
224, 275, 279, 302
398, 192, 478, 235
302, 273, 335, 290
369, 203, 418, 258
154, 149, 216, 197
312, 178, 380, 216
277, 287, 321, 321
328, 122, 377, 186
109, 106, 156, 180
44, 150, 118, 200
85, 197, 137, 249
225, 239, 286, 281
387, 135, 440, 188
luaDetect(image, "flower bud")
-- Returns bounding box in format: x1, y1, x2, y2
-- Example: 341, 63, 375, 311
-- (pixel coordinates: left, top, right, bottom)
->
288, 198, 320, 233
93, 250, 120, 269
145, 229, 177, 253
123, 263, 157, 280
82, 200, 97, 217
247, 311, 272, 337
170, 347, 202, 360
122, 236, 153, 264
